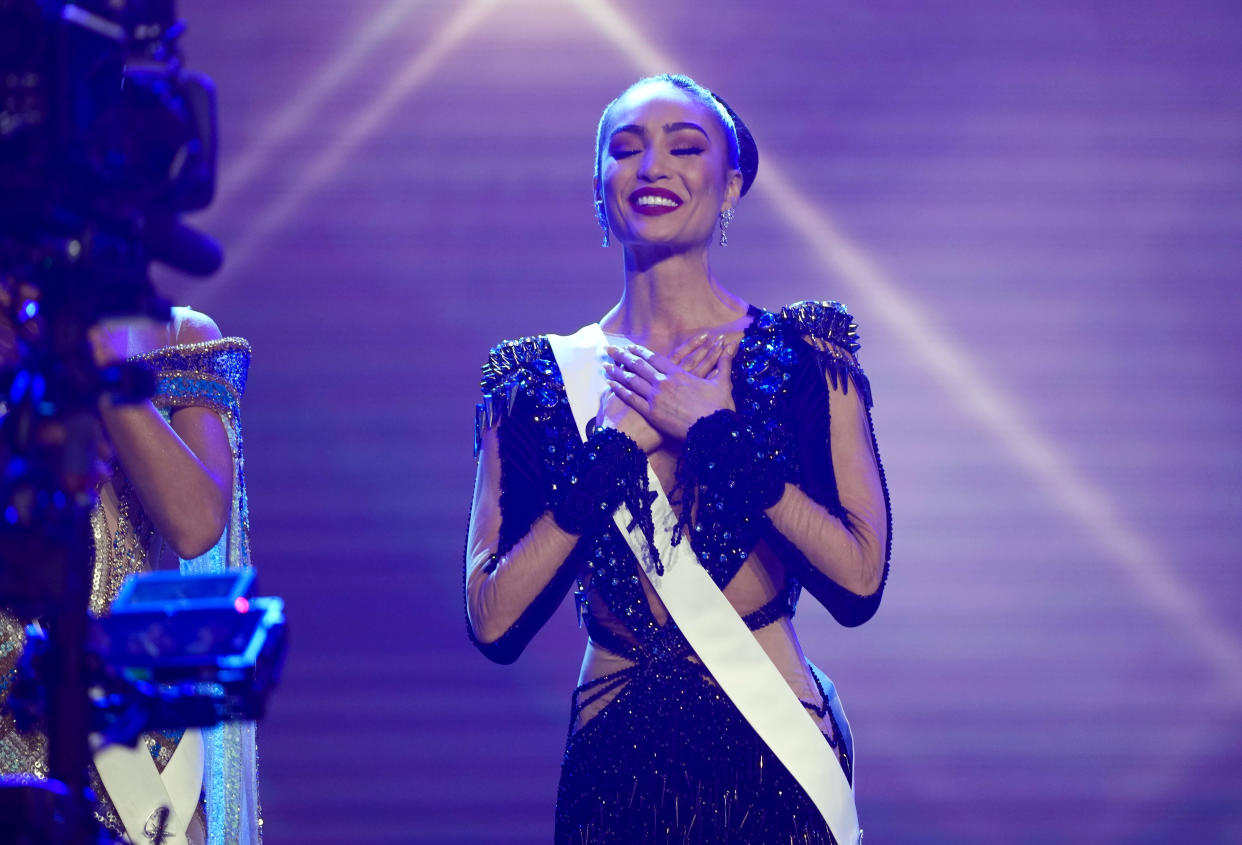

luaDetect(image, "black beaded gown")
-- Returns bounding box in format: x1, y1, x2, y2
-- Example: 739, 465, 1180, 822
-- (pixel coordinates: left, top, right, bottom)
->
466, 301, 891, 845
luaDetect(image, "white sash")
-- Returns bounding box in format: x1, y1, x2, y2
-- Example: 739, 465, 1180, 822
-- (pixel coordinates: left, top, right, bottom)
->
94, 728, 204, 844
548, 324, 861, 845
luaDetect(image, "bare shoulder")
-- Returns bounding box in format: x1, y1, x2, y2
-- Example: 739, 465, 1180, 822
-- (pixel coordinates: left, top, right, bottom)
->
172, 307, 224, 345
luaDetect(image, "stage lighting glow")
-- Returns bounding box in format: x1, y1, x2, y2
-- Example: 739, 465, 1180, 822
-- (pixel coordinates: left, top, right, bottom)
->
190, 0, 1242, 696
211, 0, 427, 215
569, 0, 1242, 698
565, 0, 674, 73
211, 0, 503, 287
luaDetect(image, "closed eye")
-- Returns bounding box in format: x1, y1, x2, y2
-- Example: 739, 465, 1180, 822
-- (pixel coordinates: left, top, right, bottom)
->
611, 149, 640, 160
672, 146, 704, 156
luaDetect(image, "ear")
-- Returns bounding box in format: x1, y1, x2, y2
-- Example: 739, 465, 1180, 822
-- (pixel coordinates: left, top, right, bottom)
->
721, 168, 743, 212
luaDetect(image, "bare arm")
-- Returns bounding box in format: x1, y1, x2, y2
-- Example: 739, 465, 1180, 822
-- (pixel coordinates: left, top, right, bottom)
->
94, 311, 233, 560
466, 334, 717, 661
465, 423, 580, 655
467, 420, 663, 663
764, 364, 888, 597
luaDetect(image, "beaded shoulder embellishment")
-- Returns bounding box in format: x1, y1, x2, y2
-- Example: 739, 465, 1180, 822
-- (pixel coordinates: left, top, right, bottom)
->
131, 337, 251, 424
779, 300, 860, 353
778, 300, 872, 407
475, 335, 564, 456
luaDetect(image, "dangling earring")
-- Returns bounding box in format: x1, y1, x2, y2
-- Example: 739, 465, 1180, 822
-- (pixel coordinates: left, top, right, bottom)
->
596, 199, 610, 248
719, 208, 735, 247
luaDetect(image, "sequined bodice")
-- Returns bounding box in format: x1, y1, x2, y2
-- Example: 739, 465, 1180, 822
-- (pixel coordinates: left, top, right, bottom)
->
478, 304, 869, 659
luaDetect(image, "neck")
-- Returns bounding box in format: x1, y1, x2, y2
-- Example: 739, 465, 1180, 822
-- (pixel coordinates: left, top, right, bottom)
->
600, 244, 748, 353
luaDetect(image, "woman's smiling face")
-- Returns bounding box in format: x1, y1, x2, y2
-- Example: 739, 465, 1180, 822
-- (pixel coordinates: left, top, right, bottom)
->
597, 82, 742, 252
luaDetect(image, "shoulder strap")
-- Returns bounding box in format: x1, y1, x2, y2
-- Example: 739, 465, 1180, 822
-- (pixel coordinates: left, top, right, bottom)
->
547, 324, 862, 845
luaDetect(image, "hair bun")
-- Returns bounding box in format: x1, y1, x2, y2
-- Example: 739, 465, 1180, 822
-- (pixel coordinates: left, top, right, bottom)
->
710, 93, 759, 197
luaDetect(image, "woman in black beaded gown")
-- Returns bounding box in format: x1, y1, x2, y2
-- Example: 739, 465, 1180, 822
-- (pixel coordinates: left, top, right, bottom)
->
465, 74, 890, 845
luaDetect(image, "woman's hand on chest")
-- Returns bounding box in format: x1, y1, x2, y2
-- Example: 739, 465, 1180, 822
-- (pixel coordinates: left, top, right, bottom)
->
603, 334, 738, 441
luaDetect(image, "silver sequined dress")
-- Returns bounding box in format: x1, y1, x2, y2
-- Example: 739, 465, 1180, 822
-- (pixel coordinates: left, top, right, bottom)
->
0, 337, 261, 845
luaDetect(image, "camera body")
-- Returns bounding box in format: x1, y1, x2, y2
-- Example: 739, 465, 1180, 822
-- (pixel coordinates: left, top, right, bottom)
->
1, 0, 220, 288
0, 7, 280, 843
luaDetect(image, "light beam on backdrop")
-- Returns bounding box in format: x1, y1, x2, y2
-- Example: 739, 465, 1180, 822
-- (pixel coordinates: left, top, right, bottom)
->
206, 0, 502, 289
566, 0, 1242, 697
209, 0, 429, 217
182, 0, 1242, 695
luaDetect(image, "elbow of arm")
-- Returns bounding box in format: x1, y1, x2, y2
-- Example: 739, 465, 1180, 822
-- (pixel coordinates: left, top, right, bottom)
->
467, 612, 503, 648
165, 495, 229, 560
826, 553, 887, 628
853, 545, 886, 597
803, 543, 889, 628
817, 534, 883, 598
167, 518, 227, 560
841, 510, 887, 596
162, 477, 232, 560
837, 551, 889, 628
466, 603, 524, 665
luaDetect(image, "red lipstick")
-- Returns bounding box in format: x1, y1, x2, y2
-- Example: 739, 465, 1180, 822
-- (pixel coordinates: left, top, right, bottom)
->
629, 187, 683, 216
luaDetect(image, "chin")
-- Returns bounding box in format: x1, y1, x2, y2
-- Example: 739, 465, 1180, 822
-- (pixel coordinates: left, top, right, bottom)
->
624, 228, 710, 252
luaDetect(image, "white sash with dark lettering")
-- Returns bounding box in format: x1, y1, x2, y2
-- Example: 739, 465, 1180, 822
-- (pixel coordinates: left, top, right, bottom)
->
94, 727, 204, 844
548, 324, 861, 845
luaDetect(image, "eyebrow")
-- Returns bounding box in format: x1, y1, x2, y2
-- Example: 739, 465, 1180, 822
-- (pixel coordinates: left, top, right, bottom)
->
609, 122, 711, 142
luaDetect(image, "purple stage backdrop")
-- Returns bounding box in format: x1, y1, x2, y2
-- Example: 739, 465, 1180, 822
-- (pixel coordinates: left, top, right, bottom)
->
156, 1, 1242, 842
